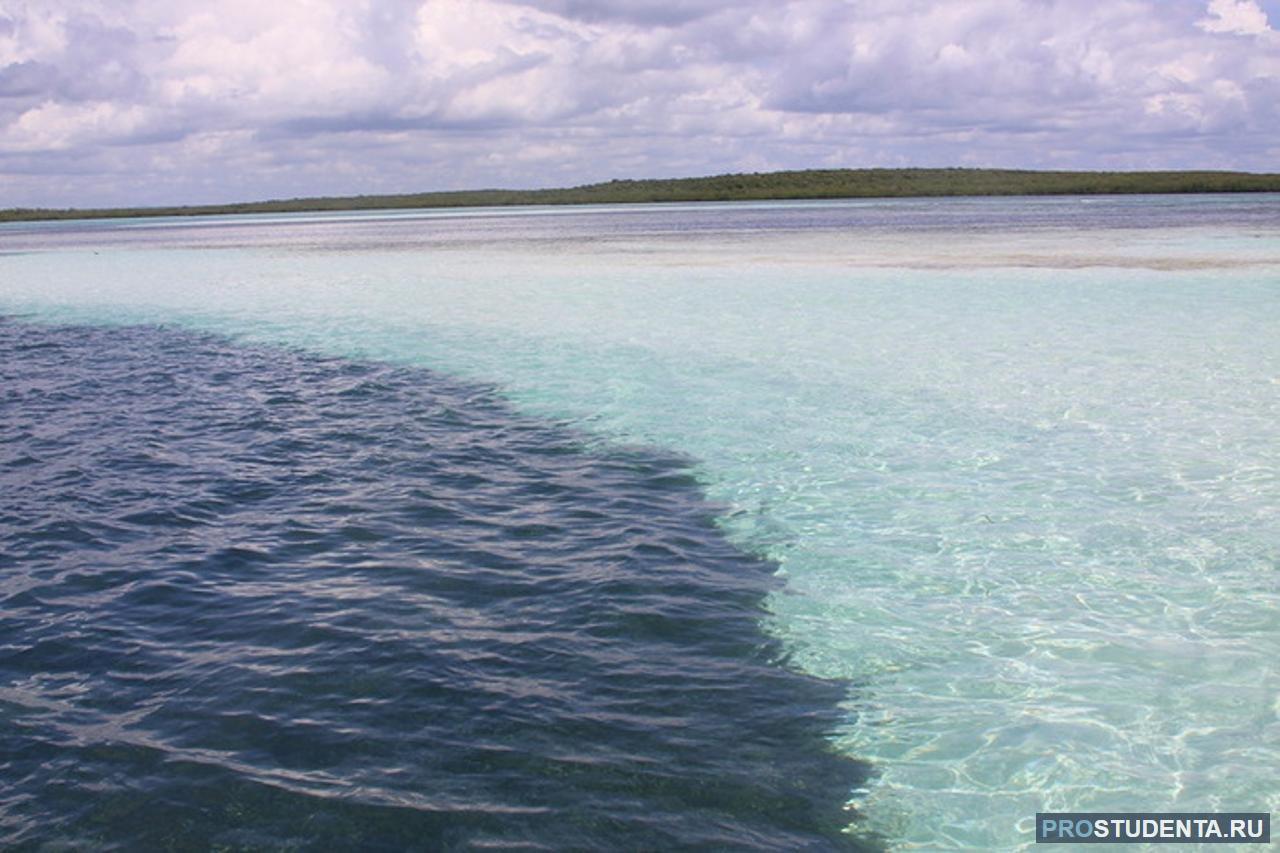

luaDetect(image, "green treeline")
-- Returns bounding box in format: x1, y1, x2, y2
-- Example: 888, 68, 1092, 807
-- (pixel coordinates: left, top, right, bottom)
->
4, 168, 1280, 222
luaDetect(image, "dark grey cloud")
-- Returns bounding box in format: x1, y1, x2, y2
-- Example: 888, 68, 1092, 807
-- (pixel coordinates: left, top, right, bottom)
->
53, 13, 149, 101
766, 5, 1094, 115
518, 0, 731, 26
0, 11, 150, 104
0, 60, 56, 97
358, 0, 428, 73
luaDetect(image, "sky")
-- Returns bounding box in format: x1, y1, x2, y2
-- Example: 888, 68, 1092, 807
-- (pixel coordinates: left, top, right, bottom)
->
1, 0, 1278, 208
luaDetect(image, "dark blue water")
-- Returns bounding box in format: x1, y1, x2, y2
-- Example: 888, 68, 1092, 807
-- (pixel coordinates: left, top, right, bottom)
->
0, 318, 872, 850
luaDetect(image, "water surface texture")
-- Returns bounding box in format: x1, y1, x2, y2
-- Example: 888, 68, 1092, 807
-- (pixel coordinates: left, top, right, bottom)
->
3, 195, 1279, 849
0, 319, 865, 850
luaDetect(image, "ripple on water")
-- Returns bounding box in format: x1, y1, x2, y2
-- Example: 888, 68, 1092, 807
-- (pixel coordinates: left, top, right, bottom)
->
0, 318, 872, 850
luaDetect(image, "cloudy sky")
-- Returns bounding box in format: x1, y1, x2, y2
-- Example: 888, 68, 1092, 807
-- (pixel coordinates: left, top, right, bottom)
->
1, 0, 1277, 208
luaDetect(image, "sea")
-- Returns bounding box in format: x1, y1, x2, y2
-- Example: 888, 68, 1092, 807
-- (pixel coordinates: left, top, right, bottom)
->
1, 195, 1277, 850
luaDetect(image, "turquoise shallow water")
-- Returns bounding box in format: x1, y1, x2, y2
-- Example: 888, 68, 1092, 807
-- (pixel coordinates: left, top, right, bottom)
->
3, 196, 1279, 849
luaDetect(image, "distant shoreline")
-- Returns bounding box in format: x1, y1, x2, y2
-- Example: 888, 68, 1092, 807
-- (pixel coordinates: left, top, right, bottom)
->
4, 167, 1279, 223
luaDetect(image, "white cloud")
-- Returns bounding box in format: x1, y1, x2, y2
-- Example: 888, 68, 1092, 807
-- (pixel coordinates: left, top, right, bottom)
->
1198, 0, 1271, 34
0, 0, 1277, 207
7, 100, 149, 150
